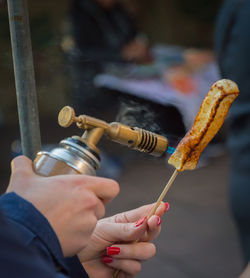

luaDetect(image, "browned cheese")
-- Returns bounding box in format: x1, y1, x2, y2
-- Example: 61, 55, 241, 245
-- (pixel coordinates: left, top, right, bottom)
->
168, 79, 239, 171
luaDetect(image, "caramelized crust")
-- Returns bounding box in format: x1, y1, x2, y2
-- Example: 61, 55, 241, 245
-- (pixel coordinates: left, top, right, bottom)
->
168, 79, 239, 171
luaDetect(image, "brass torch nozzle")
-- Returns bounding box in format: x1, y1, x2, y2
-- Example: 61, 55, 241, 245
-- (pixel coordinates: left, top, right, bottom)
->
107, 122, 168, 157
58, 106, 168, 157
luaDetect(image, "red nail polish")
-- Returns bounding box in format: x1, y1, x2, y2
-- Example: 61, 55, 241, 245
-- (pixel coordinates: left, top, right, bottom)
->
107, 247, 120, 255
135, 216, 146, 227
165, 202, 170, 212
102, 256, 113, 264
157, 216, 161, 225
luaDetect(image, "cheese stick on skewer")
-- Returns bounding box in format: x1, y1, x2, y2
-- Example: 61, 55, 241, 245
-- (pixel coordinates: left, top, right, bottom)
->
168, 79, 239, 171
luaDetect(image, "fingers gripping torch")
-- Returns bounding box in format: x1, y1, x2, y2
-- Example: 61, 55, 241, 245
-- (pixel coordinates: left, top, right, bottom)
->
34, 106, 169, 177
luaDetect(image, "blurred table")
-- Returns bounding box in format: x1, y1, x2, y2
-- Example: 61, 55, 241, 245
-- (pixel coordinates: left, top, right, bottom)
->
95, 45, 220, 129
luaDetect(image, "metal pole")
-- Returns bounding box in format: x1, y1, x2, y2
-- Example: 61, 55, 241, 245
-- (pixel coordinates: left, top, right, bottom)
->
7, 0, 41, 160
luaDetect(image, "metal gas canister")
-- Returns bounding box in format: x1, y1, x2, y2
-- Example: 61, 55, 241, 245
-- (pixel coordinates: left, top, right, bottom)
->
33, 137, 100, 177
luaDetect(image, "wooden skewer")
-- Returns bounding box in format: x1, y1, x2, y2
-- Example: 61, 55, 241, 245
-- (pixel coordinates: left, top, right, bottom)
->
113, 169, 179, 278
147, 168, 179, 218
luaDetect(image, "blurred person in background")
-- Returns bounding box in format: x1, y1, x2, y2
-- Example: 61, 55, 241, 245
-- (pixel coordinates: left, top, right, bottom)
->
215, 0, 250, 272
64, 0, 150, 119
61, 0, 153, 179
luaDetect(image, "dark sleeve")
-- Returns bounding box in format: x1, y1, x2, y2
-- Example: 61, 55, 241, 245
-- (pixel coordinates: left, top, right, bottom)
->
0, 192, 89, 278
69, 1, 132, 63
0, 208, 56, 277
69, 14, 123, 63
69, 44, 123, 64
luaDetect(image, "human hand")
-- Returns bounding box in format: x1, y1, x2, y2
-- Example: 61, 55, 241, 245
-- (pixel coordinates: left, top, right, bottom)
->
7, 155, 119, 257
239, 262, 250, 278
121, 39, 150, 63
78, 202, 169, 277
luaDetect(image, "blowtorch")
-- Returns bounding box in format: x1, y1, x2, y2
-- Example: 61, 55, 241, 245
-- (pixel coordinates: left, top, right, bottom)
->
34, 106, 172, 177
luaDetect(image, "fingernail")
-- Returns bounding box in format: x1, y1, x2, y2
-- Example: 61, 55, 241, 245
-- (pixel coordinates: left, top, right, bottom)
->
165, 202, 170, 212
102, 256, 113, 264
107, 247, 120, 255
135, 216, 147, 227
156, 215, 161, 225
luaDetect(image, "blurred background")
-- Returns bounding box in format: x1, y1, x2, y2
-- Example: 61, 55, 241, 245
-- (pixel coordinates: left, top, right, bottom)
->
0, 0, 244, 277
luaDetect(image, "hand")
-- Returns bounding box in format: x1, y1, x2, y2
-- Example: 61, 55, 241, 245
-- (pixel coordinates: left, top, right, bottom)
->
7, 155, 120, 257
121, 39, 150, 63
78, 202, 169, 277
239, 262, 250, 278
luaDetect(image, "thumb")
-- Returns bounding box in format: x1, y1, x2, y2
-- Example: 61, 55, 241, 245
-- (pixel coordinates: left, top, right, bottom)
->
9, 155, 34, 182
7, 156, 34, 193
11, 155, 32, 172
96, 217, 147, 244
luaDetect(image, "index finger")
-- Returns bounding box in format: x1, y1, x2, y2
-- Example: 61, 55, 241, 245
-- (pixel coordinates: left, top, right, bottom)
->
77, 175, 120, 205
109, 202, 168, 224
